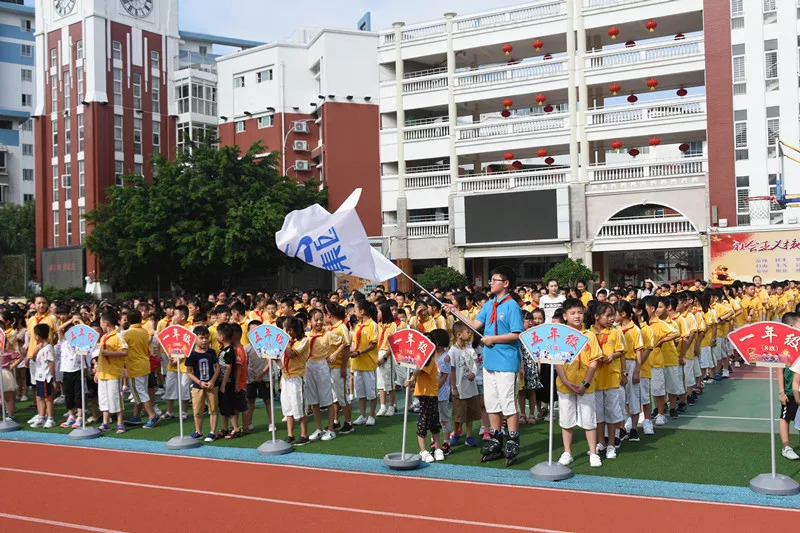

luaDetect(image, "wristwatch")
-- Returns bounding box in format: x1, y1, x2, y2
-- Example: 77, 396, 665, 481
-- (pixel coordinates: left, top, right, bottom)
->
581, 380, 591, 389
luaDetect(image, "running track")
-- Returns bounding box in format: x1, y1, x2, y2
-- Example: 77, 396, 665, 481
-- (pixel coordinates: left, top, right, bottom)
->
0, 441, 797, 532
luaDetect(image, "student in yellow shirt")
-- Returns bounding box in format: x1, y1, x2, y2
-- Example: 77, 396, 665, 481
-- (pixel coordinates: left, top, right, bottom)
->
324, 302, 353, 434
409, 301, 436, 334
555, 298, 603, 468
588, 301, 625, 458
96, 311, 128, 433
281, 316, 310, 445
644, 296, 680, 427
163, 305, 190, 419
427, 300, 448, 332
349, 300, 379, 426
711, 289, 734, 379
124, 309, 159, 428
304, 309, 342, 442
375, 303, 398, 418
773, 283, 790, 320
674, 294, 698, 413
664, 296, 690, 418
208, 306, 229, 354
405, 329, 448, 463
230, 302, 251, 347
689, 295, 707, 398
634, 300, 655, 435
249, 295, 268, 323
615, 300, 644, 441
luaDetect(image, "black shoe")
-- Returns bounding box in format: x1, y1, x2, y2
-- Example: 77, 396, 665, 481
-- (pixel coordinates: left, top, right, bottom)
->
441, 442, 451, 456
293, 436, 310, 446
677, 403, 687, 413
619, 428, 628, 441
333, 421, 341, 430
629, 428, 640, 442
604, 436, 609, 446
669, 408, 679, 419
614, 437, 621, 449
687, 397, 696, 406
338, 422, 354, 434
284, 435, 295, 444
652, 408, 659, 418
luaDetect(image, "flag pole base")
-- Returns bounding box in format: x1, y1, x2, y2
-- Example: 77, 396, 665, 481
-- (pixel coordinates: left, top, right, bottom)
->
166, 435, 202, 450
530, 461, 574, 481
258, 439, 293, 456
383, 452, 422, 470
0, 420, 20, 433
749, 473, 800, 496
68, 426, 101, 440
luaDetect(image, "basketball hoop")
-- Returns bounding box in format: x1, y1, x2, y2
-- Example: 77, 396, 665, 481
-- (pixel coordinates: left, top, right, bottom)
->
746, 196, 776, 226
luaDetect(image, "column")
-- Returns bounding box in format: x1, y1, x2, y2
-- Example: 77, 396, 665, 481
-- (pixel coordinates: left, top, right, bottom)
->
392, 22, 409, 262
444, 12, 464, 272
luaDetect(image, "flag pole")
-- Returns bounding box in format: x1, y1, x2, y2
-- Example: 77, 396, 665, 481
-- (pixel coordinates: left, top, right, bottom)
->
398, 272, 483, 338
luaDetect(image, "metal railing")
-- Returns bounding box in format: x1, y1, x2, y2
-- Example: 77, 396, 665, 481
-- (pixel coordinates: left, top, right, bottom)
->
597, 216, 695, 238
457, 168, 567, 192
457, 113, 567, 141
404, 123, 449, 141
174, 51, 217, 73
402, 74, 448, 94
589, 157, 706, 182
405, 173, 451, 189
585, 37, 703, 70
455, 57, 567, 88
407, 221, 449, 238
588, 97, 706, 127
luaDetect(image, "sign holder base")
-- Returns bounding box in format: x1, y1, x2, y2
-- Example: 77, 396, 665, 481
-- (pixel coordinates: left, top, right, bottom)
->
257, 363, 292, 456
750, 473, 800, 496
530, 363, 573, 481
166, 435, 202, 450
68, 426, 101, 440
384, 384, 421, 470
0, 419, 20, 433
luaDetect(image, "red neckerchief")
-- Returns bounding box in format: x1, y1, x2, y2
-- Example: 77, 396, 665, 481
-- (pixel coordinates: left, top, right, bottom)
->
488, 295, 511, 335
416, 318, 426, 333
101, 331, 114, 364
394, 318, 402, 327
378, 324, 390, 349
283, 343, 292, 371
309, 331, 323, 358
254, 310, 265, 322
35, 314, 47, 325
354, 322, 366, 350
593, 326, 609, 351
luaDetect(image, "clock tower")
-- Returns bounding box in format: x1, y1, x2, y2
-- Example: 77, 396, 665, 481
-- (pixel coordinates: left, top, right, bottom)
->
33, 0, 179, 286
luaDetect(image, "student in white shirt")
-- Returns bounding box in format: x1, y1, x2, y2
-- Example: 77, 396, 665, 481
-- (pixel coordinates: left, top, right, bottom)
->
30, 324, 57, 428
540, 279, 566, 323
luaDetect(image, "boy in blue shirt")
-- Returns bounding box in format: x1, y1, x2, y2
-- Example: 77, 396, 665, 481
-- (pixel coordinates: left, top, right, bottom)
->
444, 265, 524, 465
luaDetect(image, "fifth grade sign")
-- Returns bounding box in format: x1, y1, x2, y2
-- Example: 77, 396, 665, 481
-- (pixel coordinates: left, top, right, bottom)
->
520, 324, 588, 365
248, 324, 290, 360
389, 329, 435, 370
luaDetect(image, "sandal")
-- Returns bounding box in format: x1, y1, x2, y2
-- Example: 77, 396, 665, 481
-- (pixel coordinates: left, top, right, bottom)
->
527, 416, 536, 425
519, 414, 527, 424
216, 429, 229, 439
537, 407, 549, 421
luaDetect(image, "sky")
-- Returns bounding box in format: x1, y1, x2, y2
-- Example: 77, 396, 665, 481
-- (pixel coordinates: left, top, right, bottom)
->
27, 0, 523, 42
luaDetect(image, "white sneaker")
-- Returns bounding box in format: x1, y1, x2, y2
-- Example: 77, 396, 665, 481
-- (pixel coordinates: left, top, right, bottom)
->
247, 424, 254, 431
347, 394, 355, 402
53, 396, 65, 405
321, 430, 337, 441
655, 414, 668, 426
605, 446, 617, 459
180, 412, 188, 421
386, 406, 396, 416
434, 448, 445, 461
420, 450, 434, 463
162, 412, 174, 420
19, 395, 28, 402
782, 446, 800, 460
154, 406, 163, 416
589, 443, 606, 456
268, 424, 277, 432
27, 414, 40, 425
643, 419, 655, 435
43, 418, 56, 429
722, 368, 730, 378
589, 453, 602, 467
376, 405, 387, 417
29, 418, 44, 428
624, 417, 632, 433
365, 416, 376, 426
308, 429, 323, 441
353, 415, 367, 425
156, 388, 165, 396
281, 416, 287, 422
558, 452, 574, 466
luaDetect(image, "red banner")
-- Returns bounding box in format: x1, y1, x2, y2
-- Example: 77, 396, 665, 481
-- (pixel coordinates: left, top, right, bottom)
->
389, 329, 435, 370
727, 322, 800, 367
157, 325, 196, 359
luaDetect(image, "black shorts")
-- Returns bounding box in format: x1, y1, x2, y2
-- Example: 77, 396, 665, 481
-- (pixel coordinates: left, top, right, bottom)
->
61, 370, 83, 411
219, 387, 247, 417
781, 396, 798, 422
147, 372, 157, 389
246, 381, 269, 401
85, 376, 98, 399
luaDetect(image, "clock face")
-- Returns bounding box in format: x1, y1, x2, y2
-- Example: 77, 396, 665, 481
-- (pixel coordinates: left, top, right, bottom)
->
54, 0, 76, 16
121, 0, 153, 18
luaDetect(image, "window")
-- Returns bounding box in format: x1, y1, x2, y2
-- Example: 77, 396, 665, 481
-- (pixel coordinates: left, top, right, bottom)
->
21, 19, 32, 32
175, 84, 189, 113
683, 142, 703, 157
114, 114, 123, 151
153, 127, 161, 154
52, 119, 58, 156
0, 119, 11, 129
63, 162, 71, 197
767, 117, 780, 157
79, 206, 85, 244
736, 175, 749, 225
765, 50, 778, 79
112, 40, 122, 61
76, 40, 83, 60
190, 81, 216, 116
22, 144, 33, 156
152, 78, 160, 112
732, 45, 746, 95
21, 120, 32, 132
731, 0, 743, 16
115, 160, 124, 186
63, 71, 71, 109
65, 207, 72, 246
53, 212, 59, 247
50, 48, 57, 68
0, 151, 5, 172
64, 112, 71, 153
734, 109, 747, 160
132, 72, 141, 109
53, 166, 59, 202
234, 76, 245, 88
21, 94, 32, 107
77, 113, 84, 152
258, 115, 274, 128
113, 68, 122, 103
151, 50, 160, 70
133, 117, 142, 155
763, 0, 777, 23
21, 44, 32, 57
235, 120, 245, 133
23, 169, 34, 181
76, 66, 83, 98
257, 69, 273, 83
24, 194, 34, 203
21, 69, 32, 82
51, 74, 58, 111
199, 45, 208, 56
133, 163, 143, 176
78, 160, 85, 197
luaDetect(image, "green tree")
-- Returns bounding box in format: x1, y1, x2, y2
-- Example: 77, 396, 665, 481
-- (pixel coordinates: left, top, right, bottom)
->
542, 258, 597, 289
416, 265, 469, 291
0, 200, 35, 279
85, 140, 326, 292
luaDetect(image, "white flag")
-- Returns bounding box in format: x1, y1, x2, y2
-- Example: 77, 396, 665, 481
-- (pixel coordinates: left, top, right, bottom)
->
275, 189, 402, 282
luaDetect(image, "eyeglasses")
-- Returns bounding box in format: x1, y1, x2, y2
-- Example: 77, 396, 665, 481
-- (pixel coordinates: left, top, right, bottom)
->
490, 278, 506, 284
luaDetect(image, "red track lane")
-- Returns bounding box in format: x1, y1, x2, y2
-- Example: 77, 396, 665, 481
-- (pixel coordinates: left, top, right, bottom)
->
0, 441, 797, 532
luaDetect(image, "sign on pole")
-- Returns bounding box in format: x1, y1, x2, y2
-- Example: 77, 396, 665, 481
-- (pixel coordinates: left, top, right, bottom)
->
157, 325, 196, 359
520, 324, 588, 365
727, 322, 800, 367
248, 324, 290, 360
65, 324, 100, 356
389, 329, 436, 370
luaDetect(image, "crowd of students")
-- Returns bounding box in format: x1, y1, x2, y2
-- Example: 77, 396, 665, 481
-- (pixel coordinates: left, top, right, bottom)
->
1, 271, 799, 466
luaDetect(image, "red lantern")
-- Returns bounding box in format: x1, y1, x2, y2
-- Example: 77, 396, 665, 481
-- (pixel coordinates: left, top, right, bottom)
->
537, 148, 548, 158
627, 94, 638, 104
649, 137, 660, 147
532, 39, 544, 52
535, 94, 546, 106
625, 40, 636, 48
544, 157, 554, 166
501, 109, 511, 118
611, 140, 623, 152
628, 148, 640, 158
608, 26, 619, 39
502, 43, 513, 55
543, 104, 554, 113
676, 87, 688, 97
645, 20, 657, 32
675, 33, 685, 40
609, 83, 621, 96
512, 160, 523, 170
646, 78, 659, 91
502, 99, 513, 110
504, 152, 514, 161
679, 143, 690, 153
543, 53, 552, 60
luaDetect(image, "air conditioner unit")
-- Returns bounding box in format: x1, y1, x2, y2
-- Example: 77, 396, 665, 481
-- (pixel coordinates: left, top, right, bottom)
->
293, 140, 309, 151
295, 160, 310, 171
293, 121, 309, 133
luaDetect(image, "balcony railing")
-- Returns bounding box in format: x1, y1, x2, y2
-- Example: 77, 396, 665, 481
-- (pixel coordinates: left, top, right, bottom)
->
456, 113, 567, 141
174, 51, 217, 74
405, 115, 449, 127
454, 57, 567, 88
587, 97, 706, 127
407, 221, 450, 238
404, 123, 449, 141
404, 66, 448, 79
585, 37, 703, 70
589, 157, 706, 182
402, 74, 448, 94
597, 215, 696, 238
407, 164, 449, 174
457, 168, 567, 192
405, 173, 451, 189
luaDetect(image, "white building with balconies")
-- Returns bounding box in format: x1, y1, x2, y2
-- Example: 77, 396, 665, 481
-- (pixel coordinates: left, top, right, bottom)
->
379, 0, 711, 286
